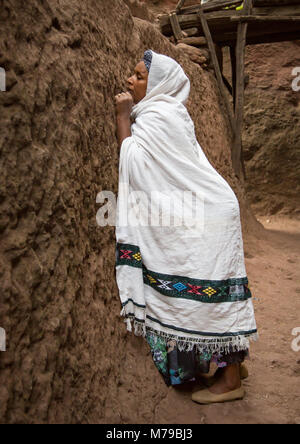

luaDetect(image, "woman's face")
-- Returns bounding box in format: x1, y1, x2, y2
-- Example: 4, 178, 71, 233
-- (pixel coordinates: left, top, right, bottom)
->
127, 61, 148, 104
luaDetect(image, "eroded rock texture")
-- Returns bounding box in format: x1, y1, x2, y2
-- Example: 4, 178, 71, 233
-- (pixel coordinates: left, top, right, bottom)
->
243, 42, 300, 217
0, 0, 258, 423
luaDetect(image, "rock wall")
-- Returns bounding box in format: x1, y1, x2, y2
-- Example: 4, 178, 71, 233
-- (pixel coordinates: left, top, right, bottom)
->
242, 42, 300, 217
0, 0, 259, 423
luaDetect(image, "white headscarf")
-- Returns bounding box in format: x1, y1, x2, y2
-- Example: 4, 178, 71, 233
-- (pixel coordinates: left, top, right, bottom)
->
115, 50, 258, 353
129, 50, 213, 171
142, 50, 190, 105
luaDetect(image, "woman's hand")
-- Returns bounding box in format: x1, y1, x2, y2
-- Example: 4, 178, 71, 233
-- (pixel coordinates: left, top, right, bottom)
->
114, 91, 134, 119
115, 92, 133, 148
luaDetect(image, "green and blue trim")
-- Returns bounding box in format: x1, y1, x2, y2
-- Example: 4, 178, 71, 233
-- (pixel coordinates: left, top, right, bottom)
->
116, 242, 253, 304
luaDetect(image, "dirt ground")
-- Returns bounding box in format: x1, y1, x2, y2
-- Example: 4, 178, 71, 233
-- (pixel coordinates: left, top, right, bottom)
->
150, 215, 300, 424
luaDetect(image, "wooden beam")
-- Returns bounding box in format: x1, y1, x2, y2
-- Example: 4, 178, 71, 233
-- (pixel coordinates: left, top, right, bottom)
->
230, 14, 300, 21
176, 0, 186, 13
159, 5, 300, 36
177, 36, 207, 46
173, 19, 300, 45
232, 0, 253, 179
169, 12, 184, 41
222, 74, 233, 96
196, 8, 236, 136
230, 45, 236, 110
177, 0, 243, 15
254, 0, 300, 5
160, 10, 243, 35
175, 0, 300, 15
182, 27, 199, 37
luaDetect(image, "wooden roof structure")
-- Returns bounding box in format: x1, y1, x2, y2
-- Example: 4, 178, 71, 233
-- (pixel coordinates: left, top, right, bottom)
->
161, 0, 300, 46
159, 0, 300, 179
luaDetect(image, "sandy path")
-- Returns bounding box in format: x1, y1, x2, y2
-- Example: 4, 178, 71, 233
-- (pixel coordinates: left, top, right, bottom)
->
153, 215, 300, 424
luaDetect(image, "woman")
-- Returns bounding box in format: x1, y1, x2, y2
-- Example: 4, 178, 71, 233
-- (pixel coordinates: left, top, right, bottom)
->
114, 49, 258, 404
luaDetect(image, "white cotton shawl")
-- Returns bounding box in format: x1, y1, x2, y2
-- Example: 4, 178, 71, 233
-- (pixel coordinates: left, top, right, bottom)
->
115, 50, 258, 353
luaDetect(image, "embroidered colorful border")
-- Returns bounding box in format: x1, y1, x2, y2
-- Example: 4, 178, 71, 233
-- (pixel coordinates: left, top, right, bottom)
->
116, 242, 143, 269
143, 268, 251, 304
116, 242, 253, 303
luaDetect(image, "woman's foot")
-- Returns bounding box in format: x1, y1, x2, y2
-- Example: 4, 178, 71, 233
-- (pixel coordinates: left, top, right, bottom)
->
191, 384, 245, 404
208, 363, 241, 394
192, 363, 245, 404
205, 362, 248, 386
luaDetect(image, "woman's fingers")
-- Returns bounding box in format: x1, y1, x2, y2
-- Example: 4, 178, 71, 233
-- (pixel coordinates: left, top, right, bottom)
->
114, 92, 132, 102
114, 91, 133, 118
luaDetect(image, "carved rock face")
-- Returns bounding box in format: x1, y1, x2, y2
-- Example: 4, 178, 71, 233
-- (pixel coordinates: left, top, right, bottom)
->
0, 0, 261, 425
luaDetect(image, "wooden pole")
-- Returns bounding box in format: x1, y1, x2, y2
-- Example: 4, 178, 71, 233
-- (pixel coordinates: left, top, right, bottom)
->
170, 12, 184, 41
159, 6, 300, 38
222, 74, 233, 96
177, 36, 207, 46
230, 45, 236, 110
197, 8, 236, 136
254, 0, 300, 5
231, 15, 300, 22
176, 0, 186, 13
232, 0, 253, 179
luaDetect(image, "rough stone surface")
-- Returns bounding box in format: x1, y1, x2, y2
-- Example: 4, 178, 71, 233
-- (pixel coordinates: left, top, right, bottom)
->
223, 42, 300, 218
0, 0, 260, 424
123, 0, 155, 22
176, 43, 209, 67
242, 42, 300, 217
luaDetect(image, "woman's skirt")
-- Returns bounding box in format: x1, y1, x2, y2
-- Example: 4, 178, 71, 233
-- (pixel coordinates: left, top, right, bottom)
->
146, 330, 249, 386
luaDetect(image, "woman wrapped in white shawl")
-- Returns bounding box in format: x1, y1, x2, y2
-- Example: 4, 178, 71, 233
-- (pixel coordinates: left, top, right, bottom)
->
114, 49, 258, 404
